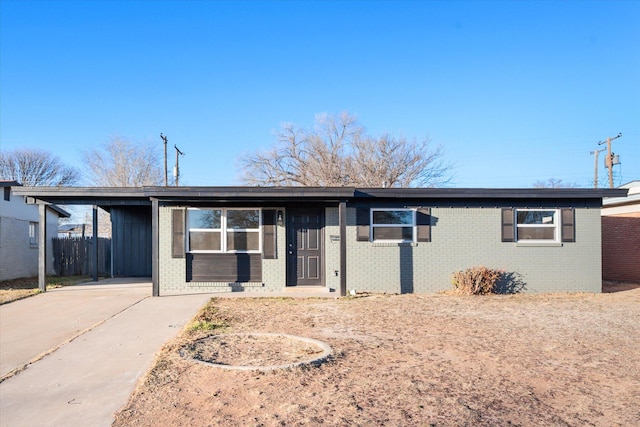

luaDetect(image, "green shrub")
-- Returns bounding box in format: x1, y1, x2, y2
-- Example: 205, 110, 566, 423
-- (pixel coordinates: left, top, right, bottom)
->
451, 266, 502, 295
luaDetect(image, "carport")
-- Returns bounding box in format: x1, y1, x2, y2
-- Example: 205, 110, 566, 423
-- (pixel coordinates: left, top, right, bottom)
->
14, 187, 153, 293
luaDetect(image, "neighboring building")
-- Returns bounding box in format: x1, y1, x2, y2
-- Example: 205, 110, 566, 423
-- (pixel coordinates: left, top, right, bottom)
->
0, 181, 70, 281
58, 223, 89, 238
602, 181, 640, 283
13, 186, 626, 295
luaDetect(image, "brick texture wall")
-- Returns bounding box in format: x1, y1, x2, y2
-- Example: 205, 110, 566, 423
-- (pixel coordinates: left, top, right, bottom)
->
602, 212, 640, 283
342, 206, 603, 294
158, 206, 287, 294
157, 205, 606, 294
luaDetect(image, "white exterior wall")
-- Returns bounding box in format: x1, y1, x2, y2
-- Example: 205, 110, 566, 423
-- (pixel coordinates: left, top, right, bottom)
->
0, 190, 61, 280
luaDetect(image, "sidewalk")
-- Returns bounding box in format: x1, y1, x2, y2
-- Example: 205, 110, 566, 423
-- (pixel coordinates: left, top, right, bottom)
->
0, 279, 211, 427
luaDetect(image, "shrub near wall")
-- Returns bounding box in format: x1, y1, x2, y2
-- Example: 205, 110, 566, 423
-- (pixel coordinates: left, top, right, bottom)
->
451, 266, 503, 295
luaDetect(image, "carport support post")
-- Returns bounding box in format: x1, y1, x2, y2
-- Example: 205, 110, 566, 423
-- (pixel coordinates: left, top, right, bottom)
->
38, 203, 47, 292
151, 198, 159, 297
92, 205, 99, 282
339, 200, 347, 297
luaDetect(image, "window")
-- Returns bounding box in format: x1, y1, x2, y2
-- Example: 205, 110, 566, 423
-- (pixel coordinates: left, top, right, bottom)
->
3, 187, 10, 201
187, 208, 261, 253
188, 209, 222, 251
371, 209, 415, 242
226, 209, 260, 251
29, 222, 39, 246
515, 209, 558, 242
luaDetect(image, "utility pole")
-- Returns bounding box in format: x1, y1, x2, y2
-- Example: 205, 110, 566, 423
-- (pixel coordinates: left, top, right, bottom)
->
597, 132, 622, 189
589, 147, 606, 188
174, 145, 184, 186
160, 133, 168, 186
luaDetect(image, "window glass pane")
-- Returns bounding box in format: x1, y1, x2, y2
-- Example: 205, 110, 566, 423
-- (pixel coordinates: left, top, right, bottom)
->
29, 222, 38, 245
373, 226, 413, 241
188, 209, 221, 229
227, 210, 260, 229
373, 210, 413, 225
517, 227, 555, 240
189, 231, 221, 251
517, 210, 555, 225
227, 231, 260, 251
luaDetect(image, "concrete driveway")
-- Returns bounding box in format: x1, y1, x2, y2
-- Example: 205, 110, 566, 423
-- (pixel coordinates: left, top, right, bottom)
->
0, 278, 212, 427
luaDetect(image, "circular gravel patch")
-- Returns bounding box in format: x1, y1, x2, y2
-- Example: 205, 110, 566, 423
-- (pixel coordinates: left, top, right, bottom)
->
181, 333, 333, 371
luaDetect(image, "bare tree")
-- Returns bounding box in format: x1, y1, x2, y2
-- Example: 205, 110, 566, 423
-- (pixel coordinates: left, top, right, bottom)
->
351, 135, 449, 187
533, 178, 580, 188
82, 137, 164, 186
241, 112, 451, 187
0, 148, 80, 186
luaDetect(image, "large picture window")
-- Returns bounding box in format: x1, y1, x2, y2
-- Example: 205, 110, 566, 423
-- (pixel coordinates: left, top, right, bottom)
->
371, 209, 415, 242
187, 208, 261, 253
515, 209, 558, 242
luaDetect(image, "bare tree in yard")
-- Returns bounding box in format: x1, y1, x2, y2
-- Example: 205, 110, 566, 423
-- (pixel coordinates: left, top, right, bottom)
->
533, 178, 580, 188
0, 148, 80, 186
241, 112, 450, 187
83, 137, 164, 186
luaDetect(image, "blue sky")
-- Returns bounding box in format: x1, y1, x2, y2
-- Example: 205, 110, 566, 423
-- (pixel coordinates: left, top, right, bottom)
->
1, 0, 638, 188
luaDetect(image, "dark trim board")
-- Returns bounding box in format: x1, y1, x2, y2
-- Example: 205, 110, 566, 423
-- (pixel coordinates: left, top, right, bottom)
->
187, 253, 262, 282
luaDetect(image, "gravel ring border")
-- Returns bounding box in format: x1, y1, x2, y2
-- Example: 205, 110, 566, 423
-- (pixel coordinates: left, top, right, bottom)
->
182, 332, 333, 371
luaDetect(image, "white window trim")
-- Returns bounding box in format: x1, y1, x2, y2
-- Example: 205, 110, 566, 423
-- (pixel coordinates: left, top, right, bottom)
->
370, 208, 416, 243
29, 222, 39, 246
187, 208, 262, 253
515, 208, 559, 243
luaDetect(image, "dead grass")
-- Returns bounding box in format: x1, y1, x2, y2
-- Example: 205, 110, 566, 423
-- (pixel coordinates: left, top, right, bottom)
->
114, 284, 640, 427
0, 276, 91, 305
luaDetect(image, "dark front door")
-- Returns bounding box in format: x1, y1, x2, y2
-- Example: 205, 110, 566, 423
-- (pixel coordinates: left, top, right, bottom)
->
287, 208, 324, 286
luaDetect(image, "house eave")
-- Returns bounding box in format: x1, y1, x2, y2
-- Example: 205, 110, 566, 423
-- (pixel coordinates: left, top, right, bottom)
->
12, 185, 627, 206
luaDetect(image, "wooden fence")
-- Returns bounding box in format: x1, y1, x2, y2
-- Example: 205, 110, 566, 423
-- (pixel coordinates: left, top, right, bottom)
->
52, 237, 111, 276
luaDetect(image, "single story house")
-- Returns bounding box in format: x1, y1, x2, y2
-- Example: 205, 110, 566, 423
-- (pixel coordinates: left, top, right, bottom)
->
0, 181, 70, 281
601, 181, 639, 283
13, 186, 627, 295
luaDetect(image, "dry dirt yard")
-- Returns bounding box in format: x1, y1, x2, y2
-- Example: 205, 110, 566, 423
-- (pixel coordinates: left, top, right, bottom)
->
113, 284, 640, 427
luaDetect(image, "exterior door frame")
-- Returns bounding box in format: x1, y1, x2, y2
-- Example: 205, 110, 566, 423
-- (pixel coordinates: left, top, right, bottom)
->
286, 207, 325, 287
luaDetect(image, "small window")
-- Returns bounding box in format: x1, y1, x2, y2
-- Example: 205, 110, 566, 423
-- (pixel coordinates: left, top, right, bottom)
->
515, 209, 558, 242
29, 222, 39, 246
3, 187, 10, 201
187, 208, 261, 253
371, 209, 415, 242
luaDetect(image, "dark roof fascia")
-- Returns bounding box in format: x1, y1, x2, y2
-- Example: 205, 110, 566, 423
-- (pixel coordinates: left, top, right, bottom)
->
11, 186, 628, 206
12, 187, 150, 206
354, 188, 628, 199
0, 180, 21, 187
145, 186, 356, 202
